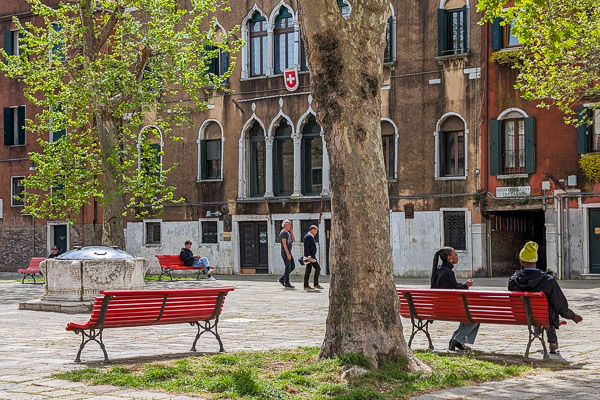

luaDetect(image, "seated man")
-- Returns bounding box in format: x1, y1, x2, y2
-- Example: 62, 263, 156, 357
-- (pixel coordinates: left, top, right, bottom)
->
180, 240, 215, 281
508, 241, 582, 354
48, 245, 60, 258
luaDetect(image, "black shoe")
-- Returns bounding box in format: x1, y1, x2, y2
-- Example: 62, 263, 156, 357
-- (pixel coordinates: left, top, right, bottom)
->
284, 283, 295, 289
278, 278, 285, 287
449, 339, 470, 351
549, 348, 559, 355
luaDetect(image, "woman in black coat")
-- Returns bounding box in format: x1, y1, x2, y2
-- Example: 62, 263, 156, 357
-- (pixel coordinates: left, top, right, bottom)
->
431, 247, 480, 351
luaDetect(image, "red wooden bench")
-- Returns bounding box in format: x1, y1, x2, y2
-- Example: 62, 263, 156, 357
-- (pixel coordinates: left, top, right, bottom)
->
66, 287, 234, 362
397, 287, 556, 359
17, 257, 46, 283
155, 255, 215, 281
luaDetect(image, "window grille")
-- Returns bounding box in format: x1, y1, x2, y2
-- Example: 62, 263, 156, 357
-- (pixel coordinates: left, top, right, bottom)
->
300, 219, 319, 242
202, 221, 218, 243
444, 211, 466, 250
145, 222, 161, 245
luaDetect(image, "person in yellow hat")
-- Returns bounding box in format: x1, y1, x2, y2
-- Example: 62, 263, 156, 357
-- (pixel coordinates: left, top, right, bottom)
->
508, 241, 583, 354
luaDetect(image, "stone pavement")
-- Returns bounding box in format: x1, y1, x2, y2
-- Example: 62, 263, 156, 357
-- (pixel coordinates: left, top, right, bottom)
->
0, 275, 599, 399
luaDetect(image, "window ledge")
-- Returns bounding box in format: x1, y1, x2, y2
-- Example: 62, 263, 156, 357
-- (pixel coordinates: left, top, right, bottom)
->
435, 176, 467, 181
144, 243, 162, 247
497, 46, 524, 52
241, 70, 310, 82
387, 178, 398, 183
496, 173, 528, 179
435, 53, 469, 65
197, 178, 224, 183
9, 144, 26, 148
199, 243, 219, 246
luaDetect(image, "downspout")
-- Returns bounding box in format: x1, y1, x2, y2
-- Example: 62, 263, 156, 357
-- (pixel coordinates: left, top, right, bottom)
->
556, 194, 563, 279
483, 23, 491, 277
564, 196, 570, 279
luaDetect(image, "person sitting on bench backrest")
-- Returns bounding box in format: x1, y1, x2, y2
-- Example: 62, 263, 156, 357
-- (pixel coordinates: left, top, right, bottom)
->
180, 240, 216, 281
508, 241, 582, 354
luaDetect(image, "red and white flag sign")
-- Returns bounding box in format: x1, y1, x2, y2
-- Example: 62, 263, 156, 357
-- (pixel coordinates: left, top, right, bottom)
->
283, 68, 299, 92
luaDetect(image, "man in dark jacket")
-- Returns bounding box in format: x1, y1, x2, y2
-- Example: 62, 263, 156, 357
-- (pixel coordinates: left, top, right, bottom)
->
508, 241, 582, 354
301, 225, 323, 290
180, 240, 215, 281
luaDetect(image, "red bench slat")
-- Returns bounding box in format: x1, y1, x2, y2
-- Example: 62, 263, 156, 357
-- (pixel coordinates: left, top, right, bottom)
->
18, 257, 46, 274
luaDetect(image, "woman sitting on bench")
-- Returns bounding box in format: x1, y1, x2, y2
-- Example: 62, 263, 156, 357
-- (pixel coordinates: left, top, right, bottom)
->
431, 247, 479, 351
180, 240, 216, 281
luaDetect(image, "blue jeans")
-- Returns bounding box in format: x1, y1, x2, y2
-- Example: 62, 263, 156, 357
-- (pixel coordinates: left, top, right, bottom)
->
451, 322, 480, 344
280, 255, 295, 285
191, 257, 211, 274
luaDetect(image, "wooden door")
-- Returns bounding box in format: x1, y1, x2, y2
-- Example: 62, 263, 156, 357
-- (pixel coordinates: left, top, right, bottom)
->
240, 222, 269, 274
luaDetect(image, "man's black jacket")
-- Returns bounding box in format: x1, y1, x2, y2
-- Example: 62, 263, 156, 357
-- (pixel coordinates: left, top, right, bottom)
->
431, 261, 467, 289
508, 269, 575, 328
303, 233, 317, 259
180, 248, 195, 266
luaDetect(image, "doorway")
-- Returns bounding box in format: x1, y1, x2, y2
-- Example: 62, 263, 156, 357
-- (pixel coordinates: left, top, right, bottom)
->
325, 219, 331, 275
239, 222, 268, 274
489, 210, 546, 276
588, 209, 600, 273
48, 223, 68, 255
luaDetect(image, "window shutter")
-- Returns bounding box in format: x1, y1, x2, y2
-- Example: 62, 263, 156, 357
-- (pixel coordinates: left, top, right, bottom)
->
3, 30, 13, 57
200, 140, 207, 179
438, 9, 447, 56
524, 117, 536, 174
4, 108, 13, 146
577, 107, 590, 154
439, 132, 446, 176
222, 49, 229, 83
18, 105, 26, 145
462, 6, 469, 53
489, 119, 501, 175
491, 17, 503, 51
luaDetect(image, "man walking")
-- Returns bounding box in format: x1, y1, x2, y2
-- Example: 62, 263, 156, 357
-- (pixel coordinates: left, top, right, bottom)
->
278, 220, 295, 288
508, 241, 582, 354
301, 225, 324, 290
180, 240, 216, 281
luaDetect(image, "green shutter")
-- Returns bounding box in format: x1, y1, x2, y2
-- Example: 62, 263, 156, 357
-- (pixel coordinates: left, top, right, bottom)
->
489, 119, 501, 175
462, 6, 469, 53
200, 140, 207, 179
3, 30, 13, 57
17, 105, 26, 145
524, 117, 536, 174
577, 107, 590, 154
491, 17, 503, 51
4, 107, 13, 146
222, 49, 229, 83
438, 9, 447, 56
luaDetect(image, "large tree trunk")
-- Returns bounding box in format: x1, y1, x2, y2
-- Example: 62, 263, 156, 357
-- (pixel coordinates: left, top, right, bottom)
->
298, 0, 428, 372
97, 111, 126, 249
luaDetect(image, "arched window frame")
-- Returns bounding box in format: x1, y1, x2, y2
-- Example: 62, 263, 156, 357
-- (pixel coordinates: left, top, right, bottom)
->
269, 0, 300, 75
241, 6, 269, 79
137, 125, 164, 176
491, 107, 535, 176
384, 3, 396, 64
197, 119, 224, 182
268, 111, 295, 196
238, 108, 267, 198
438, 0, 470, 57
297, 101, 329, 197
381, 118, 398, 180
204, 20, 230, 81
337, 0, 352, 18
434, 112, 468, 180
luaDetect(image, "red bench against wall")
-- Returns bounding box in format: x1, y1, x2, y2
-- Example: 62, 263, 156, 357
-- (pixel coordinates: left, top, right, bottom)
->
17, 257, 46, 283
66, 287, 234, 362
397, 287, 554, 359
155, 255, 215, 281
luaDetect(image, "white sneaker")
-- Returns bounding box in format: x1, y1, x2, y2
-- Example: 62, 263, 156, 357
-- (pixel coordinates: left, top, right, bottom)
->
207, 276, 216, 281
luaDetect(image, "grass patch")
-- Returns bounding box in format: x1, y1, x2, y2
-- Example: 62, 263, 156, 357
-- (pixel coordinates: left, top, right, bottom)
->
55, 347, 559, 399
19, 278, 45, 283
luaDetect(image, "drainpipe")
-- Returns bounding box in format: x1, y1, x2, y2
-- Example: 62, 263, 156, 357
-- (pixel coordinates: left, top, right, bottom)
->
556, 194, 563, 279
564, 196, 570, 279
483, 23, 489, 194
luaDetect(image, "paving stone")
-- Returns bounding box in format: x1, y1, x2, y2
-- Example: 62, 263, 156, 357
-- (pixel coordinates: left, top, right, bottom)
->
0, 276, 599, 400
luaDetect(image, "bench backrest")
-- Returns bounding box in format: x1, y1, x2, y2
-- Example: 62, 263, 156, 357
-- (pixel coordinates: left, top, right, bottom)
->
28, 257, 46, 271
155, 254, 185, 267
397, 288, 550, 328
86, 287, 235, 329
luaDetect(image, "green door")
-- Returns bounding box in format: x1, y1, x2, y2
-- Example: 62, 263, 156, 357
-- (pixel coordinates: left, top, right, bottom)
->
589, 210, 600, 273
53, 224, 68, 255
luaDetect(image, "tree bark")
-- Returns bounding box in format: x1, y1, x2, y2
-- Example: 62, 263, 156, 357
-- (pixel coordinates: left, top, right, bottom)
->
97, 110, 126, 249
298, 0, 429, 372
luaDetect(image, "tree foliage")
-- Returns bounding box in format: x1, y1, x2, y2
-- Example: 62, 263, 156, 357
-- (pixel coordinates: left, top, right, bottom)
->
0, 0, 241, 230
478, 0, 600, 122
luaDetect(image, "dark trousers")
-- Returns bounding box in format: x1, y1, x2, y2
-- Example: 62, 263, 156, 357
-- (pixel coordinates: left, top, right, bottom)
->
303, 260, 321, 287
547, 326, 558, 349
280, 255, 295, 285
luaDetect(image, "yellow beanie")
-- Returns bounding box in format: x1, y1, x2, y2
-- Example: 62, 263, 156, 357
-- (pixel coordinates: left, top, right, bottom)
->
519, 241, 538, 263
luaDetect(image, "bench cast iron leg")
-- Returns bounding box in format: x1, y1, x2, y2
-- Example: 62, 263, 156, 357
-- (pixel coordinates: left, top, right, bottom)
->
73, 328, 110, 363
190, 318, 224, 353
21, 273, 36, 284
525, 326, 549, 360
408, 319, 434, 351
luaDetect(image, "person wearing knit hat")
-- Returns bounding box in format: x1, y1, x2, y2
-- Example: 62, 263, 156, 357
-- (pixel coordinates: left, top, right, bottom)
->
509, 241, 583, 354
519, 241, 538, 264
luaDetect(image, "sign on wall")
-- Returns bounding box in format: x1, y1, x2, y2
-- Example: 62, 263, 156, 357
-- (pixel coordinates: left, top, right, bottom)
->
496, 186, 531, 198
283, 68, 299, 92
